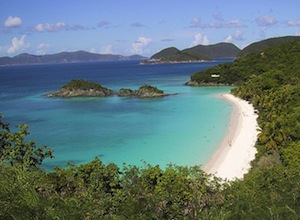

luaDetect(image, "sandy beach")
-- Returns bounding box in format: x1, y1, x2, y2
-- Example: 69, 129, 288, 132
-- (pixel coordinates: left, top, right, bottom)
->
204, 93, 260, 181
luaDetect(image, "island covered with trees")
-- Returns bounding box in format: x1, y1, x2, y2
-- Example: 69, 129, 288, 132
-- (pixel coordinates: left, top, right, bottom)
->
46, 79, 169, 98
1, 36, 300, 219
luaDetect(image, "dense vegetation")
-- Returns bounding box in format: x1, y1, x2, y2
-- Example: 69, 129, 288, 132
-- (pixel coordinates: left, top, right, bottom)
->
150, 43, 240, 62
190, 39, 300, 86
47, 79, 115, 97
182, 42, 240, 59
118, 84, 168, 98
61, 79, 108, 91
1, 38, 300, 219
237, 36, 300, 58
150, 47, 181, 59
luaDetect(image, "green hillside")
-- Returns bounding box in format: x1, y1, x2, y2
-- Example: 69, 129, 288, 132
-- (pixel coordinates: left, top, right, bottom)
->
150, 47, 180, 59
183, 42, 240, 58
189, 39, 300, 86
237, 36, 300, 58
149, 42, 240, 63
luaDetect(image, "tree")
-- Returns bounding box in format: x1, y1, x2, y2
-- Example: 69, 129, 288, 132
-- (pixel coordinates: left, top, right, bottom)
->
0, 114, 53, 168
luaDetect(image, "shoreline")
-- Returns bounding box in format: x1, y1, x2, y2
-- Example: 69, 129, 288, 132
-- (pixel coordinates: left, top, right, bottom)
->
204, 93, 260, 181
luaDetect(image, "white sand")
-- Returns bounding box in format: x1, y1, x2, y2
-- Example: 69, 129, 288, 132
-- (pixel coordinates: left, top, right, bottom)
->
204, 93, 260, 181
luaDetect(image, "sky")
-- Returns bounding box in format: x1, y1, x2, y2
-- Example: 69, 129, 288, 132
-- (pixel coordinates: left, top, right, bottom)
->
1, 0, 300, 57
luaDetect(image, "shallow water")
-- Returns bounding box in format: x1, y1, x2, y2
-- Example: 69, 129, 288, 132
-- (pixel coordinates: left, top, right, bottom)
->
0, 60, 233, 169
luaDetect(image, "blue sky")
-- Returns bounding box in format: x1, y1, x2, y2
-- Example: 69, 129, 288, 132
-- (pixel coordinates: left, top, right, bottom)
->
1, 0, 300, 57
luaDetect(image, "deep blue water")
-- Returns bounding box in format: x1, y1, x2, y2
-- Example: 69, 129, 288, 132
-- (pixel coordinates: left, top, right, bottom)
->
0, 60, 233, 169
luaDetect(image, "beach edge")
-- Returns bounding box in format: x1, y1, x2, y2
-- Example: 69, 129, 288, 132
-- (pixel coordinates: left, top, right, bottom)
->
203, 93, 260, 181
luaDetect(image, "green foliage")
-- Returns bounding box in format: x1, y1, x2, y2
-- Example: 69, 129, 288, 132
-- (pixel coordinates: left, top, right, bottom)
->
160, 51, 209, 62
182, 42, 240, 59
190, 39, 300, 86
151, 42, 240, 62
150, 47, 180, 59
237, 35, 300, 58
0, 114, 53, 168
62, 79, 107, 91
138, 84, 164, 94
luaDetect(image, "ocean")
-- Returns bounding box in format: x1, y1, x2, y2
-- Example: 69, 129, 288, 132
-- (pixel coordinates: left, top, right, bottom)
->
0, 60, 233, 169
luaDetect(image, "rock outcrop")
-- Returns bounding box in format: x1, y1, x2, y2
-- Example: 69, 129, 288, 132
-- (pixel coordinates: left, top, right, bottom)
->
118, 85, 169, 98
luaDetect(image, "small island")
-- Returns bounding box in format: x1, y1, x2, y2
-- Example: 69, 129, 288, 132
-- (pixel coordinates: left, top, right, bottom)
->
46, 80, 170, 98
118, 85, 169, 98
46, 79, 114, 97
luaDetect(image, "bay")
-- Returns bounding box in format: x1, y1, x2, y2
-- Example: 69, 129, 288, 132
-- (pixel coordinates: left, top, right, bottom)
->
0, 60, 233, 169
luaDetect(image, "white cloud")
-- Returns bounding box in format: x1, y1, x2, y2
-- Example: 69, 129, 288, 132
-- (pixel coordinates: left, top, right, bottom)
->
101, 45, 113, 54
90, 48, 97, 53
227, 19, 244, 28
36, 43, 50, 55
202, 36, 209, 45
190, 34, 209, 47
225, 35, 233, 43
233, 30, 244, 41
287, 19, 300, 26
35, 22, 67, 32
191, 33, 202, 46
4, 16, 22, 27
224, 30, 244, 43
256, 15, 277, 26
37, 43, 49, 49
190, 17, 202, 28
131, 37, 152, 54
7, 35, 30, 54
190, 17, 245, 29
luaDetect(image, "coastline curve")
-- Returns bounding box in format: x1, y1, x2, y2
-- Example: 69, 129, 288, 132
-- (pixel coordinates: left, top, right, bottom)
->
204, 93, 260, 181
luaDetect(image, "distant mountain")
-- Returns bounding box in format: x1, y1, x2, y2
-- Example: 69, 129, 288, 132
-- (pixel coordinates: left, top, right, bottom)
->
237, 36, 300, 58
150, 47, 181, 59
183, 43, 240, 59
0, 50, 147, 66
149, 43, 240, 63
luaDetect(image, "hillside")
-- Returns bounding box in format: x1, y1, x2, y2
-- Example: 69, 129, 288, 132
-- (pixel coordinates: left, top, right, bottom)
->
150, 47, 180, 59
237, 36, 300, 58
0, 50, 147, 66
183, 42, 240, 59
188, 39, 300, 86
149, 42, 240, 63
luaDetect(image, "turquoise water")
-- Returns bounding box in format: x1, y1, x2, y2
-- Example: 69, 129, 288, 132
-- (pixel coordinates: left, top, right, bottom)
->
0, 61, 233, 169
